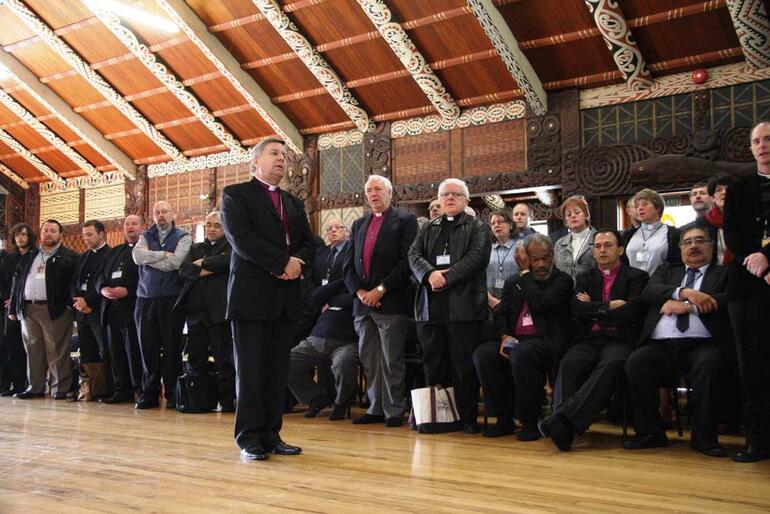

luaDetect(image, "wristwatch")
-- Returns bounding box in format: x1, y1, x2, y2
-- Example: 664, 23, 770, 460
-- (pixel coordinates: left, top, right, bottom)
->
376, 285, 385, 293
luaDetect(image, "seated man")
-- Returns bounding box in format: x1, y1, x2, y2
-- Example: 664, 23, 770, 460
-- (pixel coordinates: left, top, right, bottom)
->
541, 229, 648, 451
624, 226, 729, 457
473, 234, 573, 440
287, 229, 357, 421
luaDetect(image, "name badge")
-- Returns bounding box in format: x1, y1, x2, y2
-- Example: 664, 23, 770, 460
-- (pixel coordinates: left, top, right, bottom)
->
321, 279, 329, 286
35, 272, 45, 280
80, 282, 87, 291
495, 278, 505, 289
111, 271, 123, 279
522, 312, 533, 327
436, 254, 451, 266
636, 250, 650, 262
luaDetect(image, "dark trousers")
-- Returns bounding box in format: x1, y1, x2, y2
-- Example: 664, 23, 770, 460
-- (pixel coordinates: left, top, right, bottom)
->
105, 299, 141, 397
730, 284, 770, 447
186, 310, 235, 407
232, 318, 292, 450
78, 311, 112, 394
418, 321, 482, 424
625, 338, 722, 441
0, 315, 27, 393
287, 336, 358, 407
552, 334, 631, 433
473, 337, 556, 425
134, 297, 184, 402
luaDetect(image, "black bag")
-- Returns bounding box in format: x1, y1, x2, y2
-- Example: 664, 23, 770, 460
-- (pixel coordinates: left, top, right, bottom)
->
176, 372, 217, 413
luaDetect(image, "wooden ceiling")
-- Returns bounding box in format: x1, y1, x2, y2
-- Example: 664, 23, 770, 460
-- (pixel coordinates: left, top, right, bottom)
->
0, 0, 754, 186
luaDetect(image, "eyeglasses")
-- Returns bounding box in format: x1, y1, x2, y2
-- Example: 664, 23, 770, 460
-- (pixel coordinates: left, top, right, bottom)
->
439, 191, 465, 198
680, 237, 711, 246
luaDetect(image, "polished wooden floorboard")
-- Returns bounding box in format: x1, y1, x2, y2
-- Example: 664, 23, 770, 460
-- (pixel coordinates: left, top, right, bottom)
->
1, 397, 768, 513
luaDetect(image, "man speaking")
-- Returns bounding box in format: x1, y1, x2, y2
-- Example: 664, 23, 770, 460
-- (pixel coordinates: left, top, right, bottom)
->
221, 137, 316, 461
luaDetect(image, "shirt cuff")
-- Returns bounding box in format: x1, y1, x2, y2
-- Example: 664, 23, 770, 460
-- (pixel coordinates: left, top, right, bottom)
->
673, 287, 682, 300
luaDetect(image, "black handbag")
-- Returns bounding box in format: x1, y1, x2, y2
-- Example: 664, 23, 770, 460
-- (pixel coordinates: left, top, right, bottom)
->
175, 372, 218, 413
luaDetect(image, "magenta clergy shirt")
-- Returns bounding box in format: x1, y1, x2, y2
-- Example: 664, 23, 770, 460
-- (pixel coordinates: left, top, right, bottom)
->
592, 263, 621, 332
363, 210, 386, 279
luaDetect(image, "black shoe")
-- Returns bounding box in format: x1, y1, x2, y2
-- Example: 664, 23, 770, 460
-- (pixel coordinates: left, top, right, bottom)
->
165, 400, 176, 410
0, 389, 13, 397
483, 420, 515, 438
240, 446, 268, 461
732, 444, 770, 463
101, 393, 133, 404
623, 432, 669, 450
352, 413, 385, 424
304, 399, 329, 419
267, 441, 302, 455
462, 422, 480, 434
690, 438, 726, 458
517, 423, 542, 441
547, 413, 575, 452
328, 404, 348, 421
135, 398, 160, 409
385, 416, 403, 428
15, 390, 44, 399
52, 392, 69, 400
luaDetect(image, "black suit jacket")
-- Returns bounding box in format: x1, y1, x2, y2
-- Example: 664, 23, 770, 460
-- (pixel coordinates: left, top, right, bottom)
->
344, 208, 417, 317
312, 241, 348, 287
220, 178, 316, 321
174, 237, 231, 324
71, 244, 111, 320
724, 173, 770, 298
571, 264, 649, 347
639, 262, 729, 345
94, 241, 140, 325
493, 269, 574, 358
10, 245, 78, 320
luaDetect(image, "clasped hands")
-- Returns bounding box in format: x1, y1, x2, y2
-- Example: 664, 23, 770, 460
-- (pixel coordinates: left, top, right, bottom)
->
743, 252, 770, 285
278, 256, 305, 280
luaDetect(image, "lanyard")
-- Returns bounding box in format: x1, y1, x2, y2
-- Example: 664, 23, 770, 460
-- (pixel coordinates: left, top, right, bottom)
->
496, 243, 514, 274
640, 223, 664, 248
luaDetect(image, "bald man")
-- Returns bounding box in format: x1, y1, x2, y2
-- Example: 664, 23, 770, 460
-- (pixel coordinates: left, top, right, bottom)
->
132, 201, 191, 409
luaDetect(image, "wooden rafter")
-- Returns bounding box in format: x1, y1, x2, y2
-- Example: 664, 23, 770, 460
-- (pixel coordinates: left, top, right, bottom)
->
725, 0, 770, 68
3, 0, 186, 162
584, 0, 654, 91
466, 0, 546, 115
248, 0, 370, 132
0, 129, 65, 185
0, 161, 30, 189
354, 0, 459, 121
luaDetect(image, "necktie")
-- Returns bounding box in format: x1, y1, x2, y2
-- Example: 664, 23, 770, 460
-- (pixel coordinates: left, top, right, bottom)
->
676, 268, 698, 333
325, 247, 338, 279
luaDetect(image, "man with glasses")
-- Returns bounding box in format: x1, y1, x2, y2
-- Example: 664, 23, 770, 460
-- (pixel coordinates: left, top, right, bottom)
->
624, 226, 729, 457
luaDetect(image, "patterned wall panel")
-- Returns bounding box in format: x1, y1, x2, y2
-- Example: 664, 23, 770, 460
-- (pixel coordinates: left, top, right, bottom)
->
40, 190, 79, 225
392, 132, 450, 185
84, 184, 125, 221
148, 169, 210, 233
319, 207, 365, 244
463, 119, 526, 177
216, 162, 251, 206
711, 79, 770, 130
319, 144, 365, 196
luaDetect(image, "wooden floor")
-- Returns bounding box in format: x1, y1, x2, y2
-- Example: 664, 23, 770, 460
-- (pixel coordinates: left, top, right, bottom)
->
1, 398, 768, 513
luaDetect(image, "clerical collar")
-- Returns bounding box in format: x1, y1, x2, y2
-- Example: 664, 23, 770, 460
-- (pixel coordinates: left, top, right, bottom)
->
373, 208, 388, 218
759, 171, 770, 179
255, 175, 278, 191
91, 242, 107, 253
601, 262, 621, 275
642, 221, 662, 230
444, 212, 464, 222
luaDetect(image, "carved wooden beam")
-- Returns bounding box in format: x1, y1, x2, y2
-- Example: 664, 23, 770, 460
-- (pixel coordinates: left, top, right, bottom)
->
355, 0, 459, 122
249, 0, 370, 132
725, 0, 770, 68
3, 0, 186, 162
466, 0, 547, 116
584, 0, 654, 91
0, 162, 29, 189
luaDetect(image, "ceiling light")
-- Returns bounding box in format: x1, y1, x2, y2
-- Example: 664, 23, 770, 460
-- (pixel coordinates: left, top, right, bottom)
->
85, 0, 179, 34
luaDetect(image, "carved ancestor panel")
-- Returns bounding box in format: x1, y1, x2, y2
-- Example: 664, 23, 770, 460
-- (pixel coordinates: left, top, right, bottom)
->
25, 183, 40, 230
364, 122, 391, 179
125, 165, 148, 220
285, 136, 319, 226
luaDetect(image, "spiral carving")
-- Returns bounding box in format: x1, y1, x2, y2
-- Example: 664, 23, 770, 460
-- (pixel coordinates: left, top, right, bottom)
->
721, 127, 753, 161
572, 145, 652, 196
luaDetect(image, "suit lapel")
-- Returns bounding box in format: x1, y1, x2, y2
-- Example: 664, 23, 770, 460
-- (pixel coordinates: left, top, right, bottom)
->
250, 178, 282, 222
372, 208, 397, 257
609, 265, 628, 299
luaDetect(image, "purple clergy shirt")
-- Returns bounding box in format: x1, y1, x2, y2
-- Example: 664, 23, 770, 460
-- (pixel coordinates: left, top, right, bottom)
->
363, 210, 387, 279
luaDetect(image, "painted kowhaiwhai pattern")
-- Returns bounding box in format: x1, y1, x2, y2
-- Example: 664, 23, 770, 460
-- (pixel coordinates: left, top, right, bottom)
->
726, 0, 770, 68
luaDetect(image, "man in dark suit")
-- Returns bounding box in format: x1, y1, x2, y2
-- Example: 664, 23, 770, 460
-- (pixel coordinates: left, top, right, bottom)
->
96, 214, 142, 404
473, 234, 573, 440
624, 226, 729, 457
344, 174, 417, 427
724, 121, 770, 462
175, 210, 234, 411
71, 219, 111, 401
0, 223, 33, 397
409, 178, 492, 433
221, 137, 316, 461
9, 219, 77, 399
540, 229, 648, 451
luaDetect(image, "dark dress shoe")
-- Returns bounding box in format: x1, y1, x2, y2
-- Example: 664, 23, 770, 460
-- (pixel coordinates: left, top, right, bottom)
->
690, 438, 726, 458
483, 421, 515, 438
240, 446, 268, 461
15, 390, 44, 399
517, 423, 542, 441
352, 413, 385, 424
165, 400, 177, 410
135, 398, 160, 409
462, 422, 480, 434
101, 393, 133, 404
547, 413, 575, 452
732, 445, 770, 463
385, 416, 404, 428
304, 399, 329, 418
0, 389, 14, 397
328, 404, 348, 421
267, 441, 302, 455
623, 432, 669, 450
52, 392, 69, 400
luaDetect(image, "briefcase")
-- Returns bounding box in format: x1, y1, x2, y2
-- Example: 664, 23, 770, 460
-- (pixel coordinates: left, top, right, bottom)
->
409, 386, 463, 434
176, 372, 218, 413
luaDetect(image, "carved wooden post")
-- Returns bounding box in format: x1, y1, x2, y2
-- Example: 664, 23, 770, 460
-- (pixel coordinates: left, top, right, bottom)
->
364, 122, 391, 179
125, 164, 148, 222
25, 183, 40, 229
207, 167, 217, 211
285, 135, 319, 233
